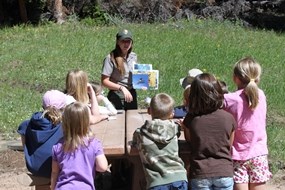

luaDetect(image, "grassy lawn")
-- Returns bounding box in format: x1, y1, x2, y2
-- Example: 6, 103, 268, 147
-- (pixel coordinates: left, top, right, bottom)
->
0, 19, 284, 172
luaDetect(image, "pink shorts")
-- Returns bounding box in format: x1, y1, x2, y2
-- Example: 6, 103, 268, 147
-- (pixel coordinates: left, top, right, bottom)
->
233, 155, 272, 183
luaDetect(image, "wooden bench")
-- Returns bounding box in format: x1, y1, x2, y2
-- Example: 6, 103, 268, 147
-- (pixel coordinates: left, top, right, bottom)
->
17, 172, 50, 190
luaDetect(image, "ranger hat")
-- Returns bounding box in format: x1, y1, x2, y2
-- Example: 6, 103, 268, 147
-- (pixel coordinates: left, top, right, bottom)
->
116, 29, 133, 41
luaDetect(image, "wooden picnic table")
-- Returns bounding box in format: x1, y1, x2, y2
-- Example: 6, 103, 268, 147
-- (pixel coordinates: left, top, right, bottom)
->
12, 109, 189, 189
126, 109, 191, 190
90, 111, 126, 156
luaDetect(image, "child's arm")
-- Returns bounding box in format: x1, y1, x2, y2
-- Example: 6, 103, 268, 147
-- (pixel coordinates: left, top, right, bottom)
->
102, 75, 134, 103
182, 123, 191, 142
87, 83, 108, 124
95, 154, 108, 172
230, 118, 236, 149
88, 83, 100, 116
50, 159, 60, 190
17, 119, 30, 146
230, 131, 235, 146
175, 119, 191, 141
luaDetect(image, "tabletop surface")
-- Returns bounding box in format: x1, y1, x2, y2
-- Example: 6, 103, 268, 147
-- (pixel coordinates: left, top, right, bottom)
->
89, 109, 190, 157
126, 109, 151, 155
90, 111, 125, 156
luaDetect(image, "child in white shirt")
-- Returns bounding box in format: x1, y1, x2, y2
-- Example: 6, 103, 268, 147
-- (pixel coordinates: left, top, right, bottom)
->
91, 81, 117, 116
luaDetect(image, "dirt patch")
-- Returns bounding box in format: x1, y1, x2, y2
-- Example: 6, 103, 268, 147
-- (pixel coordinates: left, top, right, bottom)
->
0, 149, 33, 190
0, 149, 284, 189
267, 109, 285, 126
268, 169, 285, 189
0, 149, 26, 174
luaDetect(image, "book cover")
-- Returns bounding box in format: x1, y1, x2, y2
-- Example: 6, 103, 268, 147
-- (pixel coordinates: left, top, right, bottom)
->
133, 63, 152, 71
132, 70, 159, 90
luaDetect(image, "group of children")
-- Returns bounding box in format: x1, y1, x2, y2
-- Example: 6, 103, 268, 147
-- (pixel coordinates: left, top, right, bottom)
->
133, 57, 272, 190
17, 69, 117, 189
18, 28, 138, 190
17, 28, 272, 190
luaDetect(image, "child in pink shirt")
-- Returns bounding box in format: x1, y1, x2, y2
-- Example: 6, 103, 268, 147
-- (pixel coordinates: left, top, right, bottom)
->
224, 57, 272, 190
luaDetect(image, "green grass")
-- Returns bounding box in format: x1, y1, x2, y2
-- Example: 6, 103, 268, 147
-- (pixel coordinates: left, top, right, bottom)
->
0, 19, 285, 173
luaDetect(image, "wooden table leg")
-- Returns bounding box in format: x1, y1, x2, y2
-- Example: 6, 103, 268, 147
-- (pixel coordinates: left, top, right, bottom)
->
128, 156, 146, 190
18, 0, 28, 22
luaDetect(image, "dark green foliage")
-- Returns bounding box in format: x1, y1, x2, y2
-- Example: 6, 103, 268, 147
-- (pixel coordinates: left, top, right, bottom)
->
81, 4, 110, 25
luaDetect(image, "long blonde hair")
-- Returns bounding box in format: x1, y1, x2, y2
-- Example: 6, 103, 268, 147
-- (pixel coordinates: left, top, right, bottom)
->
62, 102, 94, 152
233, 57, 262, 109
65, 69, 89, 104
42, 107, 62, 125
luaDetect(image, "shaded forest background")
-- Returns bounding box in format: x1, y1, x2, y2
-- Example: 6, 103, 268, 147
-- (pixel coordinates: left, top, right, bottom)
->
0, 0, 285, 31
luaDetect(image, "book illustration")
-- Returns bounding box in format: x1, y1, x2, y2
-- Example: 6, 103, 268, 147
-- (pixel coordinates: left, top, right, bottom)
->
133, 63, 152, 71
148, 70, 159, 90
132, 72, 149, 90
132, 70, 159, 90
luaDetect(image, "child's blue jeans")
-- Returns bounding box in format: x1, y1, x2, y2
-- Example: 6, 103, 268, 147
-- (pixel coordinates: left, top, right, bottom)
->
149, 180, 188, 190
191, 177, 233, 190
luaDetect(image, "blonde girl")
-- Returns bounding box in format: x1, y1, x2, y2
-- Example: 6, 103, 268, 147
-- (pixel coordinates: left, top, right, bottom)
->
224, 57, 272, 190
65, 69, 108, 124
50, 102, 108, 190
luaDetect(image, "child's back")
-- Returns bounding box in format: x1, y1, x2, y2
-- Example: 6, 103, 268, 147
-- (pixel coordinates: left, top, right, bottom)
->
133, 93, 188, 189
50, 102, 108, 190
223, 57, 271, 190
184, 109, 235, 178
52, 137, 104, 189
183, 73, 236, 189
224, 88, 267, 160
17, 90, 68, 178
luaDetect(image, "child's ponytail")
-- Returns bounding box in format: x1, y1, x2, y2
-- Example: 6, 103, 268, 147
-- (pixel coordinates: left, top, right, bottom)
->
233, 57, 262, 109
244, 79, 259, 109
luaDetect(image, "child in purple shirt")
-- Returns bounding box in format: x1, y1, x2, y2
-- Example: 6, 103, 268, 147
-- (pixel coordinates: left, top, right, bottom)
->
50, 102, 108, 190
223, 57, 272, 190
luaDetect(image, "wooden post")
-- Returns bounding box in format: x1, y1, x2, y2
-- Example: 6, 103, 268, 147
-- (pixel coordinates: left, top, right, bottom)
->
18, 0, 28, 22
54, 0, 64, 24
0, 1, 4, 22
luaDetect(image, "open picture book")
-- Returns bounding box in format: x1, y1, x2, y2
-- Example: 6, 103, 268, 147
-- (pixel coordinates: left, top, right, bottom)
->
132, 64, 159, 90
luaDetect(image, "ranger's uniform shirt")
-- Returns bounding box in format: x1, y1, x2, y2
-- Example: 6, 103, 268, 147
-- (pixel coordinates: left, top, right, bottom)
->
102, 52, 137, 89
